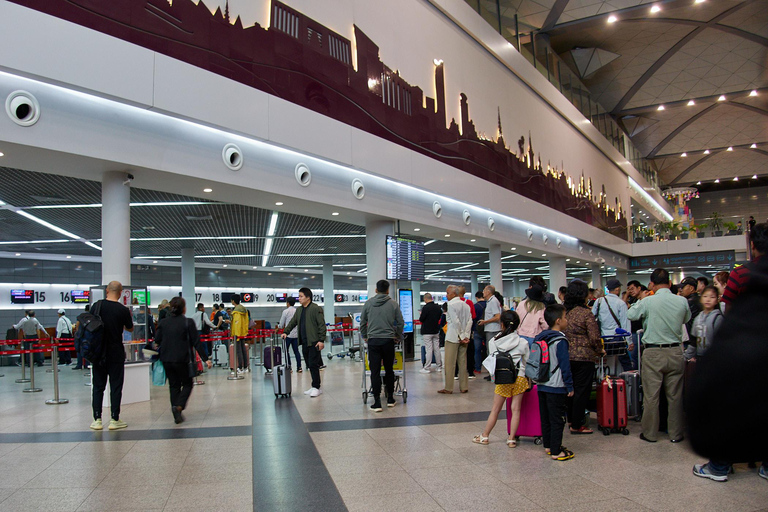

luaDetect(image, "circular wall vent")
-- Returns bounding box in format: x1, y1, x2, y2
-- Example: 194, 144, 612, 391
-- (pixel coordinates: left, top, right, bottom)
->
295, 163, 311, 187
351, 179, 365, 199
487, 217, 495, 231
556, 237, 562, 248
527, 229, 533, 241
432, 201, 442, 218
6, 90, 40, 127
542, 234, 549, 245
462, 209, 471, 225
222, 143, 243, 171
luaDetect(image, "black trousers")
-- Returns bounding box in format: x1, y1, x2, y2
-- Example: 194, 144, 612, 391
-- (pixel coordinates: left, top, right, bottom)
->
368, 340, 395, 399
164, 361, 194, 410
567, 360, 595, 429
24, 335, 44, 366
302, 343, 322, 389
539, 391, 568, 454
91, 361, 125, 421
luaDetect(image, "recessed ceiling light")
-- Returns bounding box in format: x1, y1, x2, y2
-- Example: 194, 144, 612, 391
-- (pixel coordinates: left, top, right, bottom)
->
331, 212, 340, 216
66, 255, 71, 259
304, 269, 309, 272
727, 146, 733, 151
541, 253, 547, 257
527, 250, 532, 254
268, 272, 272, 275
511, 247, 516, 250
703, 149, 710, 154
681, 152, 687, 157
0, 151, 4, 157
413, 228, 421, 232
223, 264, 227, 267
657, 105, 665, 111
14, 253, 20, 256
751, 143, 757, 149
714, 179, 720, 183
687, 100, 695, 106
470, 239, 476, 242
444, 234, 450, 237
695, 0, 705, 4
696, 181, 702, 185
566, 258, 570, 262
718, 95, 726, 101
253, 266, 258, 269
203, 188, 213, 193
275, 202, 284, 206
753, 175, 758, 179
650, 5, 661, 13
576, 260, 580, 263
749, 90, 758, 97
152, 260, 158, 263
607, 15, 617, 23
733, 177, 739, 181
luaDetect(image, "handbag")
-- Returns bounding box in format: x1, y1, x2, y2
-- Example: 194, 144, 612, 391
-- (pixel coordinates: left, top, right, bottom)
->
493, 351, 518, 384
152, 360, 166, 386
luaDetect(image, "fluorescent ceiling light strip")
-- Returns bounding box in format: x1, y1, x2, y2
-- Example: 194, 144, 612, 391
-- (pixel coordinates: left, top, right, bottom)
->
0, 239, 71, 245
449, 263, 479, 272
424, 240, 437, 246
266, 212, 279, 237
261, 237, 274, 267
15, 210, 102, 251
23, 201, 212, 209
629, 178, 673, 221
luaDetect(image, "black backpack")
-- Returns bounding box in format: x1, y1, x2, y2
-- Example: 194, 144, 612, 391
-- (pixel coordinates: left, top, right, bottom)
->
494, 351, 518, 384
199, 311, 211, 335
80, 301, 106, 365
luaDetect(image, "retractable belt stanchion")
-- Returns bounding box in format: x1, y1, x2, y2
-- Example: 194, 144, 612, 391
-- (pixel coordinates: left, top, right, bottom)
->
227, 335, 243, 380
46, 340, 69, 404
15, 341, 30, 383
23, 341, 42, 393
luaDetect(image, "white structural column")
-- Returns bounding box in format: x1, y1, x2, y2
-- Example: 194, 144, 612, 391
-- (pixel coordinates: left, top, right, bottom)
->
549, 257, 567, 298
489, 244, 503, 295
101, 171, 131, 285
591, 264, 603, 290
411, 280, 421, 305
616, 269, 628, 286
323, 257, 335, 326
181, 247, 195, 304
470, 274, 478, 298
365, 220, 395, 297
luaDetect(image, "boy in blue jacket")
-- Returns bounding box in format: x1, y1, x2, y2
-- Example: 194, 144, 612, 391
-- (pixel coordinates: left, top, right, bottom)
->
535, 304, 575, 461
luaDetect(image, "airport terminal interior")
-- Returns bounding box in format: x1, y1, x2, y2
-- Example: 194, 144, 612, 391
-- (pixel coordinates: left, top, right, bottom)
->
0, 0, 766, 510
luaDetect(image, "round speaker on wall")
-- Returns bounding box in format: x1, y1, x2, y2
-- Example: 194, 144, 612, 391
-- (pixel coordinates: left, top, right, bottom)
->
222, 143, 243, 171
295, 163, 311, 187
351, 178, 365, 199
5, 90, 40, 127
527, 229, 533, 241
487, 217, 495, 231
542, 234, 549, 245
432, 201, 442, 218
556, 237, 562, 248
462, 209, 471, 225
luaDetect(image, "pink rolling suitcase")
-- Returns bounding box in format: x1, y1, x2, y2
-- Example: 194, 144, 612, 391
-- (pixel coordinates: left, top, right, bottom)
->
507, 384, 543, 445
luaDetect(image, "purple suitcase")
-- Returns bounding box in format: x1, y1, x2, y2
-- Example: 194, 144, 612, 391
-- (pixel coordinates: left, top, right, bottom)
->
263, 345, 282, 370
507, 385, 543, 444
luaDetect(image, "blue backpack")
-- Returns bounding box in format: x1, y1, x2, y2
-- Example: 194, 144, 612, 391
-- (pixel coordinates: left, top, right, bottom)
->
81, 301, 106, 365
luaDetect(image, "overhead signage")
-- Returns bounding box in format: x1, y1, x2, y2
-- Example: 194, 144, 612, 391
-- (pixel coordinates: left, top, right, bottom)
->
629, 250, 736, 270
71, 290, 90, 304
10, 289, 34, 304
386, 235, 425, 281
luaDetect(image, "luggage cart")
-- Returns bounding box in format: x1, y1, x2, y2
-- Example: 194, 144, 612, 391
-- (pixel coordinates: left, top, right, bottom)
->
598, 333, 630, 379
326, 324, 347, 359
360, 339, 407, 404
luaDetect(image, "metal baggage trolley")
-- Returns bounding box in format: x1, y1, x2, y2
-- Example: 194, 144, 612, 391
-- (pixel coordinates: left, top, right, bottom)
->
326, 324, 347, 360
598, 333, 630, 379
360, 338, 407, 404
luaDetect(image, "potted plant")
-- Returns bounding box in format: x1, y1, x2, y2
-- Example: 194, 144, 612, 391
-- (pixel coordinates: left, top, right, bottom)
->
708, 212, 724, 237
693, 224, 708, 238
680, 226, 690, 240
723, 221, 738, 235
669, 221, 681, 240
633, 225, 644, 243
643, 227, 654, 242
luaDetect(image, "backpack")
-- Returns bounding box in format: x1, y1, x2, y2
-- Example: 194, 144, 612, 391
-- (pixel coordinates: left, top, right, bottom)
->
80, 301, 106, 365
525, 336, 559, 383
199, 311, 211, 335
494, 351, 518, 384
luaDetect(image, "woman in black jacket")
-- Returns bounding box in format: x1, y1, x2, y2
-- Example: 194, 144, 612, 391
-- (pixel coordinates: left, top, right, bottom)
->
155, 297, 211, 424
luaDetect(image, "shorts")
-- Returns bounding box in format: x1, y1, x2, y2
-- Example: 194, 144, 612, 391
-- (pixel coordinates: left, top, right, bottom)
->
495, 375, 529, 398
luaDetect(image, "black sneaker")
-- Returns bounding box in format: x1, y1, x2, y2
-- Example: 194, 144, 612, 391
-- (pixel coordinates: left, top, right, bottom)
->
370, 400, 383, 412
387, 396, 396, 408
172, 406, 183, 424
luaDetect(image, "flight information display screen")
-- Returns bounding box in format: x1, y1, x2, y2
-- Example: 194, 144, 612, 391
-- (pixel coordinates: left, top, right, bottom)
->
71, 290, 90, 304
10, 289, 34, 304
386, 235, 425, 281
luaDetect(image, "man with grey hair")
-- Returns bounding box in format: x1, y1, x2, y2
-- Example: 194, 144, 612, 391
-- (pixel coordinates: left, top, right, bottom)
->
438, 285, 472, 394
90, 281, 134, 431
478, 285, 502, 380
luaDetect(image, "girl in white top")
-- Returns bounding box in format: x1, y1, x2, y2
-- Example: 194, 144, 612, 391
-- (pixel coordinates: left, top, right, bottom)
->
473, 310, 530, 447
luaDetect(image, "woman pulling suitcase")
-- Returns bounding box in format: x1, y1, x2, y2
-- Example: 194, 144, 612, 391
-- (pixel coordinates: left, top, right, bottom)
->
155, 297, 212, 424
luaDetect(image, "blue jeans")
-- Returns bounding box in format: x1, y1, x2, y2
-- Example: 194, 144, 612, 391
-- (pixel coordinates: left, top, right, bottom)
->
629, 332, 642, 370
707, 461, 731, 476
285, 337, 302, 370
473, 332, 484, 372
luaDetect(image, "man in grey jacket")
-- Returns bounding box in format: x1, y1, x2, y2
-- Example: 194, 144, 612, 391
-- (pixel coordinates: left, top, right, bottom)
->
360, 279, 404, 412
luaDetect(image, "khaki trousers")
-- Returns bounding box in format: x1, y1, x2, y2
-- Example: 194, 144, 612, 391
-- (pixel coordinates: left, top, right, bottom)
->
444, 341, 468, 392
640, 345, 685, 441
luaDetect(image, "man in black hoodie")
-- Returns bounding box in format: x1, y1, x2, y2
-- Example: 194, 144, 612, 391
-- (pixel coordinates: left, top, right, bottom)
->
360, 279, 404, 412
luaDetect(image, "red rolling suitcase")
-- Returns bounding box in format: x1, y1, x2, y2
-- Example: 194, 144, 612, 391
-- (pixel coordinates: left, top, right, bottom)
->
507, 385, 543, 444
596, 376, 629, 435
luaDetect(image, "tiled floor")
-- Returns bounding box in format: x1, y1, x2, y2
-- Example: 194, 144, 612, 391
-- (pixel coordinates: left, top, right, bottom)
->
0, 355, 765, 511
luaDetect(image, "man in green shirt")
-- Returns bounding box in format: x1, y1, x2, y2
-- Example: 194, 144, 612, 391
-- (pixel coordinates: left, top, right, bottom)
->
627, 268, 691, 443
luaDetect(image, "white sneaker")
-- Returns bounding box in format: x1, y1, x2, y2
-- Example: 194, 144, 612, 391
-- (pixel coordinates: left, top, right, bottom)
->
454, 376, 459, 380
304, 388, 314, 395
419, 368, 431, 374
468, 375, 476, 380
236, 368, 245, 375
437, 367, 443, 372
310, 388, 323, 397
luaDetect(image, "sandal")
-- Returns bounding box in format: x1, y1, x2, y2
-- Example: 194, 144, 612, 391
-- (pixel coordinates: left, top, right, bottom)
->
472, 434, 490, 445
437, 389, 453, 394
506, 439, 517, 448
552, 449, 575, 461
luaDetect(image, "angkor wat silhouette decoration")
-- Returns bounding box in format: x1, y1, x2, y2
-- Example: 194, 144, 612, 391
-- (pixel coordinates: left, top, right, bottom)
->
12, 0, 627, 239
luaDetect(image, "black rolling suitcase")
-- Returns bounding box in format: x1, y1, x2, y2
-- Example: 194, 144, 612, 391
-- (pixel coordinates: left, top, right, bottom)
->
619, 370, 642, 420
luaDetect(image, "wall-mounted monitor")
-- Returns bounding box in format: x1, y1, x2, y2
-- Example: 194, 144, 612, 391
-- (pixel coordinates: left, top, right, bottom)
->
398, 289, 414, 334
386, 235, 425, 281
71, 290, 90, 304
10, 289, 34, 304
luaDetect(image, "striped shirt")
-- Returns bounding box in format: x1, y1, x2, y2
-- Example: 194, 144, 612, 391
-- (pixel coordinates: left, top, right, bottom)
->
722, 256, 761, 305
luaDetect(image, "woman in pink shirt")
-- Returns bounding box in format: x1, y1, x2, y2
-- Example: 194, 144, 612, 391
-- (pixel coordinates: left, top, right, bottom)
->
515, 285, 548, 345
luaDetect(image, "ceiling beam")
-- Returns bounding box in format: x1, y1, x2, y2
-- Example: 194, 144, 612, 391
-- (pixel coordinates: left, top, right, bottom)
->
647, 103, 719, 158
653, 141, 767, 160
622, 18, 768, 48
540, 0, 571, 32
618, 87, 768, 116
610, 1, 753, 115
669, 146, 768, 185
